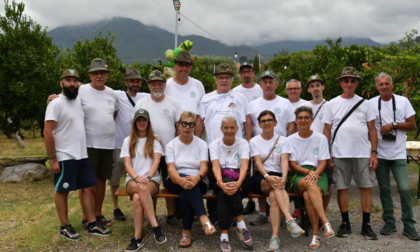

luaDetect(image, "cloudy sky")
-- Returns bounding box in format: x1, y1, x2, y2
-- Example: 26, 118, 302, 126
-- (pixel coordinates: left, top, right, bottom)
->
1, 0, 419, 46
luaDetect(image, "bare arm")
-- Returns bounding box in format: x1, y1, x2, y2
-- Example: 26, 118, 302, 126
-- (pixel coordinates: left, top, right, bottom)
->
367, 120, 378, 171
244, 115, 253, 142
195, 115, 204, 138
380, 115, 416, 134
323, 123, 332, 143
44, 120, 59, 174
287, 122, 297, 136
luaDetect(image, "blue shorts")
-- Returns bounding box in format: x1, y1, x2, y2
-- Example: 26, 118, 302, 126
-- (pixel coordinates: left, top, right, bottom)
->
54, 158, 97, 192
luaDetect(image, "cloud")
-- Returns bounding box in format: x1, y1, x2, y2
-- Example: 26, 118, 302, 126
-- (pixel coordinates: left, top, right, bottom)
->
1, 0, 419, 45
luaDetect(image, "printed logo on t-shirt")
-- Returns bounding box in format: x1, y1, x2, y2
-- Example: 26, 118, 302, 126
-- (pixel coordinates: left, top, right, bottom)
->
63, 182, 69, 189
234, 153, 240, 160
275, 146, 282, 153
194, 154, 199, 160
274, 107, 281, 114
252, 96, 258, 100
313, 147, 319, 155
319, 113, 324, 120
228, 103, 235, 108
107, 100, 113, 106
355, 108, 361, 113
163, 109, 169, 115
395, 109, 400, 115
190, 92, 196, 98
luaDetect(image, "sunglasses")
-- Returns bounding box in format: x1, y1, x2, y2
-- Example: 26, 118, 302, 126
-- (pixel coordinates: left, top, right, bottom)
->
341, 78, 358, 84
180, 121, 196, 128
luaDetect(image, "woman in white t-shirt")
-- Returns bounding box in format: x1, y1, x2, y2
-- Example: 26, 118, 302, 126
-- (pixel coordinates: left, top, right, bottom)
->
287, 106, 335, 250
209, 115, 253, 251
120, 109, 167, 251
165, 111, 216, 248
250, 110, 305, 251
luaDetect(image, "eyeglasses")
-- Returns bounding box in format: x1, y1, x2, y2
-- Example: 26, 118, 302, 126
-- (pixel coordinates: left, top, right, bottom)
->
296, 116, 311, 121
341, 78, 358, 84
259, 119, 274, 125
176, 63, 192, 68
180, 121, 196, 128
216, 76, 232, 81
286, 88, 301, 91
239, 70, 253, 75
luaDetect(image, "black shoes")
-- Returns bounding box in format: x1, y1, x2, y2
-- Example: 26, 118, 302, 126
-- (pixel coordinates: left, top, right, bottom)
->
336, 222, 352, 237
361, 224, 378, 240
114, 208, 126, 221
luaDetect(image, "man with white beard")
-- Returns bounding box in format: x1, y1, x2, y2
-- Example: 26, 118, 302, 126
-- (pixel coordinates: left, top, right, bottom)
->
133, 69, 183, 227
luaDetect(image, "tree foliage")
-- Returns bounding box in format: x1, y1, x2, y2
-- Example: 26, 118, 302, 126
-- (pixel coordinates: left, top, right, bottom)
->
0, 0, 60, 138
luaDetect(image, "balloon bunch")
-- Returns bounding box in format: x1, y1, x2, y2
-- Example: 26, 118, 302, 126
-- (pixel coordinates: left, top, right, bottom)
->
165, 40, 194, 68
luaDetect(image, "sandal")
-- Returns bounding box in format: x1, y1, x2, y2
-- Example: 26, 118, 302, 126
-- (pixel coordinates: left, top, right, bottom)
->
309, 235, 320, 250
323, 222, 335, 238
179, 234, 194, 248
202, 221, 216, 236
96, 215, 112, 226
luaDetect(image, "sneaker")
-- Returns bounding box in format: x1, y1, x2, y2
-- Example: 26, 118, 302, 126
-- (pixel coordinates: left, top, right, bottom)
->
87, 221, 113, 236
166, 215, 182, 228
380, 222, 396, 235
361, 224, 378, 240
236, 228, 253, 249
152, 226, 167, 244
250, 213, 268, 226
286, 218, 305, 237
267, 236, 280, 252
59, 224, 81, 241
220, 239, 231, 252
243, 200, 256, 215
81, 219, 88, 230
96, 215, 112, 226
336, 222, 352, 237
403, 226, 420, 241
114, 208, 126, 221
292, 208, 301, 218
125, 237, 145, 252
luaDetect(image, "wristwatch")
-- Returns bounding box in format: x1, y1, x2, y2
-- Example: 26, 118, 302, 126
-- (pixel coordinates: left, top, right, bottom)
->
146, 175, 152, 181
392, 122, 397, 129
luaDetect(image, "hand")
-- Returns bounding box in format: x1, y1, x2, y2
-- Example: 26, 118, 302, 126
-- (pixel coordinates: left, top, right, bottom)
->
224, 181, 240, 196
47, 94, 59, 105
370, 153, 378, 171
186, 175, 200, 187
267, 176, 281, 189
304, 171, 320, 183
380, 123, 394, 135
278, 177, 287, 189
50, 161, 60, 174
178, 177, 194, 190
135, 176, 149, 187
327, 157, 334, 169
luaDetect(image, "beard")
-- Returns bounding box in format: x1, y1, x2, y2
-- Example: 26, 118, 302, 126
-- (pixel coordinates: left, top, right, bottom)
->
152, 89, 163, 98
63, 86, 79, 100
128, 86, 139, 93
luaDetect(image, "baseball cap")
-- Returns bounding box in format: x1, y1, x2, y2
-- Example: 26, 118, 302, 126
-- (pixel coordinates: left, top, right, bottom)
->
239, 62, 254, 71
307, 74, 324, 87
259, 70, 278, 82
133, 109, 150, 121
61, 68, 79, 79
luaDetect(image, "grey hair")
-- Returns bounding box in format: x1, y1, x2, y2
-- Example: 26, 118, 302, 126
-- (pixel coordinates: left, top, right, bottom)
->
375, 72, 393, 85
294, 106, 313, 118
286, 79, 302, 88
179, 111, 196, 122
221, 114, 238, 127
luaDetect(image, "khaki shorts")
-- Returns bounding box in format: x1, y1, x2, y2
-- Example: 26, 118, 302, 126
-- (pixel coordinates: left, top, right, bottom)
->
332, 157, 376, 189
87, 148, 114, 180
107, 149, 126, 186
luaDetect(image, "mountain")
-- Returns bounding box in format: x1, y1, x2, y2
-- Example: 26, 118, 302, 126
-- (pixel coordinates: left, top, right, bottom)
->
47, 17, 383, 65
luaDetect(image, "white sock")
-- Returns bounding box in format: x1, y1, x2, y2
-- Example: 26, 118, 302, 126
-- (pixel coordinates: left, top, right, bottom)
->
259, 212, 267, 217
237, 220, 246, 230
221, 233, 229, 241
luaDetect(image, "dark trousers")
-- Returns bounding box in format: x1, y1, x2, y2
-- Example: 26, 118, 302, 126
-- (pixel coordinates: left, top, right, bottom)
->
214, 176, 251, 230
206, 154, 218, 222
166, 174, 208, 230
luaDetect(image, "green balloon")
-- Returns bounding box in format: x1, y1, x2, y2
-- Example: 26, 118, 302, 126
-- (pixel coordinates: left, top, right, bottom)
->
174, 47, 182, 57
168, 61, 175, 68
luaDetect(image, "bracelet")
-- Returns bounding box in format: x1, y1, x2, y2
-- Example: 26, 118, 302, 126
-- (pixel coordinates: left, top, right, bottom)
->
49, 155, 56, 160
146, 175, 152, 181
198, 174, 203, 181
371, 150, 378, 154
134, 175, 139, 181
50, 158, 57, 164
217, 179, 223, 186
263, 174, 269, 180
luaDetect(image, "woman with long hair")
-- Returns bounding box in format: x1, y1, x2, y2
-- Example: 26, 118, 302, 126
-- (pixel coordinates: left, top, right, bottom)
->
250, 110, 305, 252
210, 114, 253, 252
165, 111, 217, 248
287, 106, 335, 250
120, 109, 167, 252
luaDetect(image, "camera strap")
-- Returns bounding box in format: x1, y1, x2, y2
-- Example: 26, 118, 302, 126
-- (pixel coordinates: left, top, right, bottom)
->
330, 98, 365, 148
125, 91, 136, 107
378, 94, 396, 127
312, 100, 327, 120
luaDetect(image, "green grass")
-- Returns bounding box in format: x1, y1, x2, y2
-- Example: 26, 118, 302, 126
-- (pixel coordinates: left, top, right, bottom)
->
0, 131, 47, 159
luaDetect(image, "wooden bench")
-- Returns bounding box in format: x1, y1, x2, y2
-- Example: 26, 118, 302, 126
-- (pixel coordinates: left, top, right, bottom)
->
115, 187, 309, 236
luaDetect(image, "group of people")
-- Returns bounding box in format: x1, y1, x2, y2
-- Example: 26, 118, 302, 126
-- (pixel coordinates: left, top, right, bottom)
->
44, 50, 420, 252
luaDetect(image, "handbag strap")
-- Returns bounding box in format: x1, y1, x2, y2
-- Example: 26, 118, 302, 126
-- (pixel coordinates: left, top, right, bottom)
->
330, 98, 365, 147
262, 135, 281, 164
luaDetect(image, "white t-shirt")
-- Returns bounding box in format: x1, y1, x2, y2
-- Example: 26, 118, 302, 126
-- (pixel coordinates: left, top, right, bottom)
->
249, 96, 295, 137
209, 137, 249, 169
45, 95, 87, 161
165, 136, 209, 185
304, 100, 328, 133
199, 90, 250, 144
322, 95, 376, 158
290, 98, 308, 111
165, 77, 205, 114
79, 84, 118, 149
287, 132, 330, 167
250, 134, 290, 173
120, 137, 163, 184
133, 95, 183, 148
233, 84, 263, 103
114, 91, 149, 149
369, 95, 415, 160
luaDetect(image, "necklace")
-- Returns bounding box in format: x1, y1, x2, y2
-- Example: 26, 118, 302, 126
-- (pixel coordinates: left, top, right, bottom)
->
227, 147, 231, 153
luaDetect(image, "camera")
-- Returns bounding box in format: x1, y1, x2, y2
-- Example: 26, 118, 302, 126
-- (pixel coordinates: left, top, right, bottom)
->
382, 131, 396, 141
